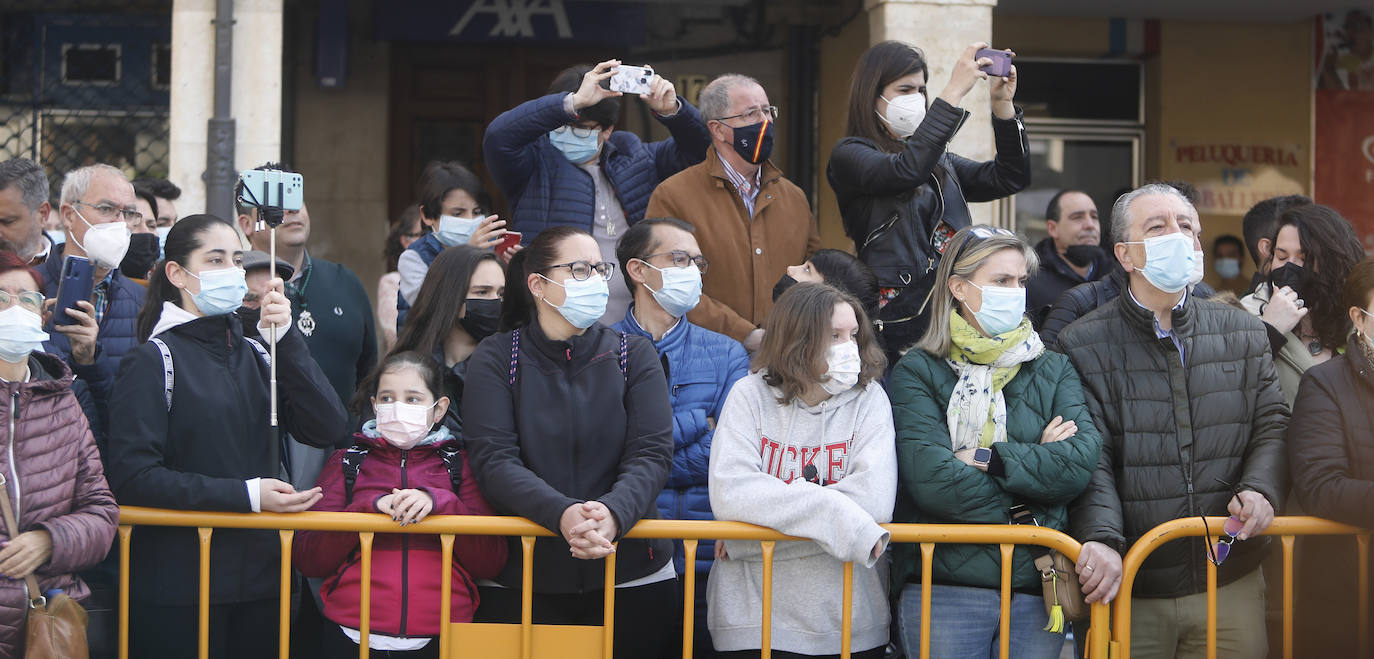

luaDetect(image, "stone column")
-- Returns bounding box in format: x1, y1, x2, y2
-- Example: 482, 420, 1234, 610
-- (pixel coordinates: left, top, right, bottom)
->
168, 0, 214, 216
168, 0, 282, 218
865, 0, 1003, 225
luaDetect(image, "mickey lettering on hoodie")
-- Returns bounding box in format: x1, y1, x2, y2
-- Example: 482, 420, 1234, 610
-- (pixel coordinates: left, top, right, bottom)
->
760, 435, 852, 484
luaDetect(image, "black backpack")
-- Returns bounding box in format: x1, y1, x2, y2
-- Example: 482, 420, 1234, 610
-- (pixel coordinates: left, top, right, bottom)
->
340, 442, 465, 505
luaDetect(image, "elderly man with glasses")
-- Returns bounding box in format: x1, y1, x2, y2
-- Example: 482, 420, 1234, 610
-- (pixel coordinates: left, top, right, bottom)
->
647, 74, 820, 352
39, 163, 147, 425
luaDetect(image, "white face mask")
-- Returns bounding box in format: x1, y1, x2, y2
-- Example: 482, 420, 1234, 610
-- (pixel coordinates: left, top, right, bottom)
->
374, 401, 436, 450
821, 340, 862, 395
877, 93, 927, 139
71, 208, 131, 269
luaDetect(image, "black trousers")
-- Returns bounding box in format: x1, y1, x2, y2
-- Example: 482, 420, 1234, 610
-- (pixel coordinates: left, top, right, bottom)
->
129, 599, 277, 659
474, 579, 678, 659
318, 621, 439, 659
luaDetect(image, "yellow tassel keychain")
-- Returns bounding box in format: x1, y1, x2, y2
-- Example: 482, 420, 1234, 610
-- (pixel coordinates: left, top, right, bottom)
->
1043, 570, 1065, 633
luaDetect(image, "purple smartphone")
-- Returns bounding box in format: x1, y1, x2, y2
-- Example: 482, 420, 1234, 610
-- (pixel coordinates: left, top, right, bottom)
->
975, 48, 1012, 77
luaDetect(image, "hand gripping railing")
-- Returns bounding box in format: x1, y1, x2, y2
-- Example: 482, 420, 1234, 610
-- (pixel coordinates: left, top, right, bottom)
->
1112, 516, 1370, 659
114, 507, 1110, 659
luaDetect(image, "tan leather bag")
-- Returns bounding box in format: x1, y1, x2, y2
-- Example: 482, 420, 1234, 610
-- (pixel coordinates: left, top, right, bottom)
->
0, 474, 89, 659
1035, 551, 1089, 627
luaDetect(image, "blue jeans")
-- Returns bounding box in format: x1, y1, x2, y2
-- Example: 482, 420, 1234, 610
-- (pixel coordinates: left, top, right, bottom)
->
897, 583, 1065, 659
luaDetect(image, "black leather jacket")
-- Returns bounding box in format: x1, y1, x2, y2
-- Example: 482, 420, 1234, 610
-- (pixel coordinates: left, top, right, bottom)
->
826, 98, 1030, 352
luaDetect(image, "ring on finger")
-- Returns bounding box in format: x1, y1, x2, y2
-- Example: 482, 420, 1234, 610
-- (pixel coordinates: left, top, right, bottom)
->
1084, 565, 1094, 572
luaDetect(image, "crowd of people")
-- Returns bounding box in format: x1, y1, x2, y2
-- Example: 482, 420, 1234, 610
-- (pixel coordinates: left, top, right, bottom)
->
0, 38, 1371, 659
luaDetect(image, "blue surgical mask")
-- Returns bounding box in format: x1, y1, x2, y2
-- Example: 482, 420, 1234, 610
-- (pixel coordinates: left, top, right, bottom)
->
637, 260, 702, 318
156, 226, 172, 258
968, 282, 1027, 336
548, 127, 601, 164
1215, 257, 1241, 280
0, 306, 49, 364
48, 230, 65, 247
1126, 232, 1197, 293
538, 273, 609, 329
186, 266, 249, 316
436, 215, 482, 247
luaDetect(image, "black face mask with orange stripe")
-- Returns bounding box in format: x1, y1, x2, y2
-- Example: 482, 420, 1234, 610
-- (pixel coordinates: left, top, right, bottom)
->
729, 119, 775, 165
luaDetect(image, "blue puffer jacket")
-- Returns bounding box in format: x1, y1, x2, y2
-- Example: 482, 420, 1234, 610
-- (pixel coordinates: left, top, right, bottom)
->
613, 306, 750, 575
483, 93, 711, 238
394, 233, 445, 332
39, 245, 146, 426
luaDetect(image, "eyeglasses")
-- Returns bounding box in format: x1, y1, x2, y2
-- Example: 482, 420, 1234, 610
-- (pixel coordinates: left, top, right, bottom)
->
0, 290, 44, 314
715, 105, 779, 124
74, 201, 144, 228
546, 260, 616, 281
552, 125, 599, 139
1203, 515, 1245, 566
641, 250, 709, 274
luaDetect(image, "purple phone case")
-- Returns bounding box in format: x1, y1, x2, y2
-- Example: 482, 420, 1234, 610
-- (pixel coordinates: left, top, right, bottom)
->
976, 48, 1011, 77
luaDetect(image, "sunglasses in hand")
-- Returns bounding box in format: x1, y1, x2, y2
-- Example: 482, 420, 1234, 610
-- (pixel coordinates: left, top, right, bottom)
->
1203, 515, 1245, 566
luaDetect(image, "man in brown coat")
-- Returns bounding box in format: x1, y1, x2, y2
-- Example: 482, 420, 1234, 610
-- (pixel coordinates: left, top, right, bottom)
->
646, 74, 820, 350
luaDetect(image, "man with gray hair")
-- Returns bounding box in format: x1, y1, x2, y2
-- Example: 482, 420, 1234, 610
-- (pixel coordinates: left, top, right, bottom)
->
0, 157, 54, 265
1056, 183, 1287, 658
38, 163, 147, 421
647, 73, 819, 350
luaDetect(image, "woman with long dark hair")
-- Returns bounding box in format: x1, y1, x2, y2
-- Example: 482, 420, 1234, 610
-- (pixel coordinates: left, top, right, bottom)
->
826, 40, 1030, 356
107, 215, 346, 658
378, 203, 424, 352
462, 226, 677, 656
381, 245, 504, 434
1240, 203, 1365, 404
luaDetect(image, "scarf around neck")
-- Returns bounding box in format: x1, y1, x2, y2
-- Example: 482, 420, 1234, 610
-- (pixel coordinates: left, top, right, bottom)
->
944, 314, 1044, 452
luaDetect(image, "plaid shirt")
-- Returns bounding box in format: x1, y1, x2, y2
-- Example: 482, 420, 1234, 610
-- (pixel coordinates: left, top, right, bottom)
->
717, 150, 762, 218
92, 272, 114, 324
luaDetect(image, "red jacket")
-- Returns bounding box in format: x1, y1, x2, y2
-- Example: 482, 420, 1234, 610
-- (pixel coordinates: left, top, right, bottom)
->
294, 433, 506, 637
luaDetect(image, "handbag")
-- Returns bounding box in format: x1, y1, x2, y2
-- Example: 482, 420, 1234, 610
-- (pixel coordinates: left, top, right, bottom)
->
0, 473, 89, 659
1035, 550, 1089, 630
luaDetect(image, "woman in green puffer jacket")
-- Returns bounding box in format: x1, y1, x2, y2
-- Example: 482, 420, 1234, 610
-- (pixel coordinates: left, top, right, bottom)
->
888, 225, 1101, 659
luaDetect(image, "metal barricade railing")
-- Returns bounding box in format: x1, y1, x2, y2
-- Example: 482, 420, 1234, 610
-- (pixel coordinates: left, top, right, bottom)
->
1112, 516, 1371, 659
115, 506, 1111, 659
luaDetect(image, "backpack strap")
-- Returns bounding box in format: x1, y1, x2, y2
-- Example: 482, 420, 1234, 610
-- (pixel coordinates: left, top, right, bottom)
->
618, 332, 628, 381
244, 337, 272, 367
508, 328, 521, 386
436, 445, 464, 494
340, 444, 370, 505
150, 337, 174, 412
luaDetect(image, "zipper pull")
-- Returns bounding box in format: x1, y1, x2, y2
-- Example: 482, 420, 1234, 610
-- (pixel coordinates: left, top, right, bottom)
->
566, 348, 572, 361
401, 452, 407, 469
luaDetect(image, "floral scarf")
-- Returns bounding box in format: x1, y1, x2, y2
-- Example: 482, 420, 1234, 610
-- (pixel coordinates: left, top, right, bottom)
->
945, 314, 1044, 452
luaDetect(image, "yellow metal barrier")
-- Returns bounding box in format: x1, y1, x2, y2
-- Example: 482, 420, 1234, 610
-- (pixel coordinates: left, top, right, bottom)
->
115, 506, 1110, 659
1112, 516, 1371, 659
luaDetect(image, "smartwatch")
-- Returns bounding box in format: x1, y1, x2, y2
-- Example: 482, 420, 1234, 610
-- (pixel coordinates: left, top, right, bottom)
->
972, 447, 993, 468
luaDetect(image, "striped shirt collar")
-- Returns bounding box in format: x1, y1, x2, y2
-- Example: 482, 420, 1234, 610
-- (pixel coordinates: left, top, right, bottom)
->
717, 149, 761, 198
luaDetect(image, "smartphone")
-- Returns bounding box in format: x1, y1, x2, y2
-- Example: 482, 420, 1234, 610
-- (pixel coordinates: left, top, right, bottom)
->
609, 65, 655, 95
237, 169, 304, 211
496, 231, 523, 255
975, 48, 1012, 77
53, 255, 94, 327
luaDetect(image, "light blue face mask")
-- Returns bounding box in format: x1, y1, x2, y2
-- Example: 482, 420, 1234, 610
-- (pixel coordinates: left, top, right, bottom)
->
436, 215, 482, 247
156, 226, 171, 258
637, 260, 702, 318
548, 126, 601, 164
186, 266, 249, 316
539, 273, 609, 329
968, 282, 1026, 336
48, 230, 65, 247
1126, 232, 1197, 293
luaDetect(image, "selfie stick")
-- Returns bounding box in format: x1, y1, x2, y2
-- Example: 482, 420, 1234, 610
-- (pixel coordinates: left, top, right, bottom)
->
258, 178, 286, 428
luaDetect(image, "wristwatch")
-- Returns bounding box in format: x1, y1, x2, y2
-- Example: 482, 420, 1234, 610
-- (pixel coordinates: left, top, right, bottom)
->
973, 447, 993, 468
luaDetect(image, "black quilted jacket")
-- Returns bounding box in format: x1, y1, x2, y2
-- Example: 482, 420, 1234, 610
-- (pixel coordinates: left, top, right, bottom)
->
1057, 288, 1288, 598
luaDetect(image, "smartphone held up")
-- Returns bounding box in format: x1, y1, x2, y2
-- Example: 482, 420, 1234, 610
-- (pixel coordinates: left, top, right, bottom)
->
609, 64, 655, 95
975, 48, 1013, 77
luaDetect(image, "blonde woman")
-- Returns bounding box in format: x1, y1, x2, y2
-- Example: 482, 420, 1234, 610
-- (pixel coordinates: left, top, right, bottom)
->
888, 225, 1101, 658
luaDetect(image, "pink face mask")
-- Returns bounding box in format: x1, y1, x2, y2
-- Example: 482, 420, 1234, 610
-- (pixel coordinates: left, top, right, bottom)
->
374, 402, 435, 450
